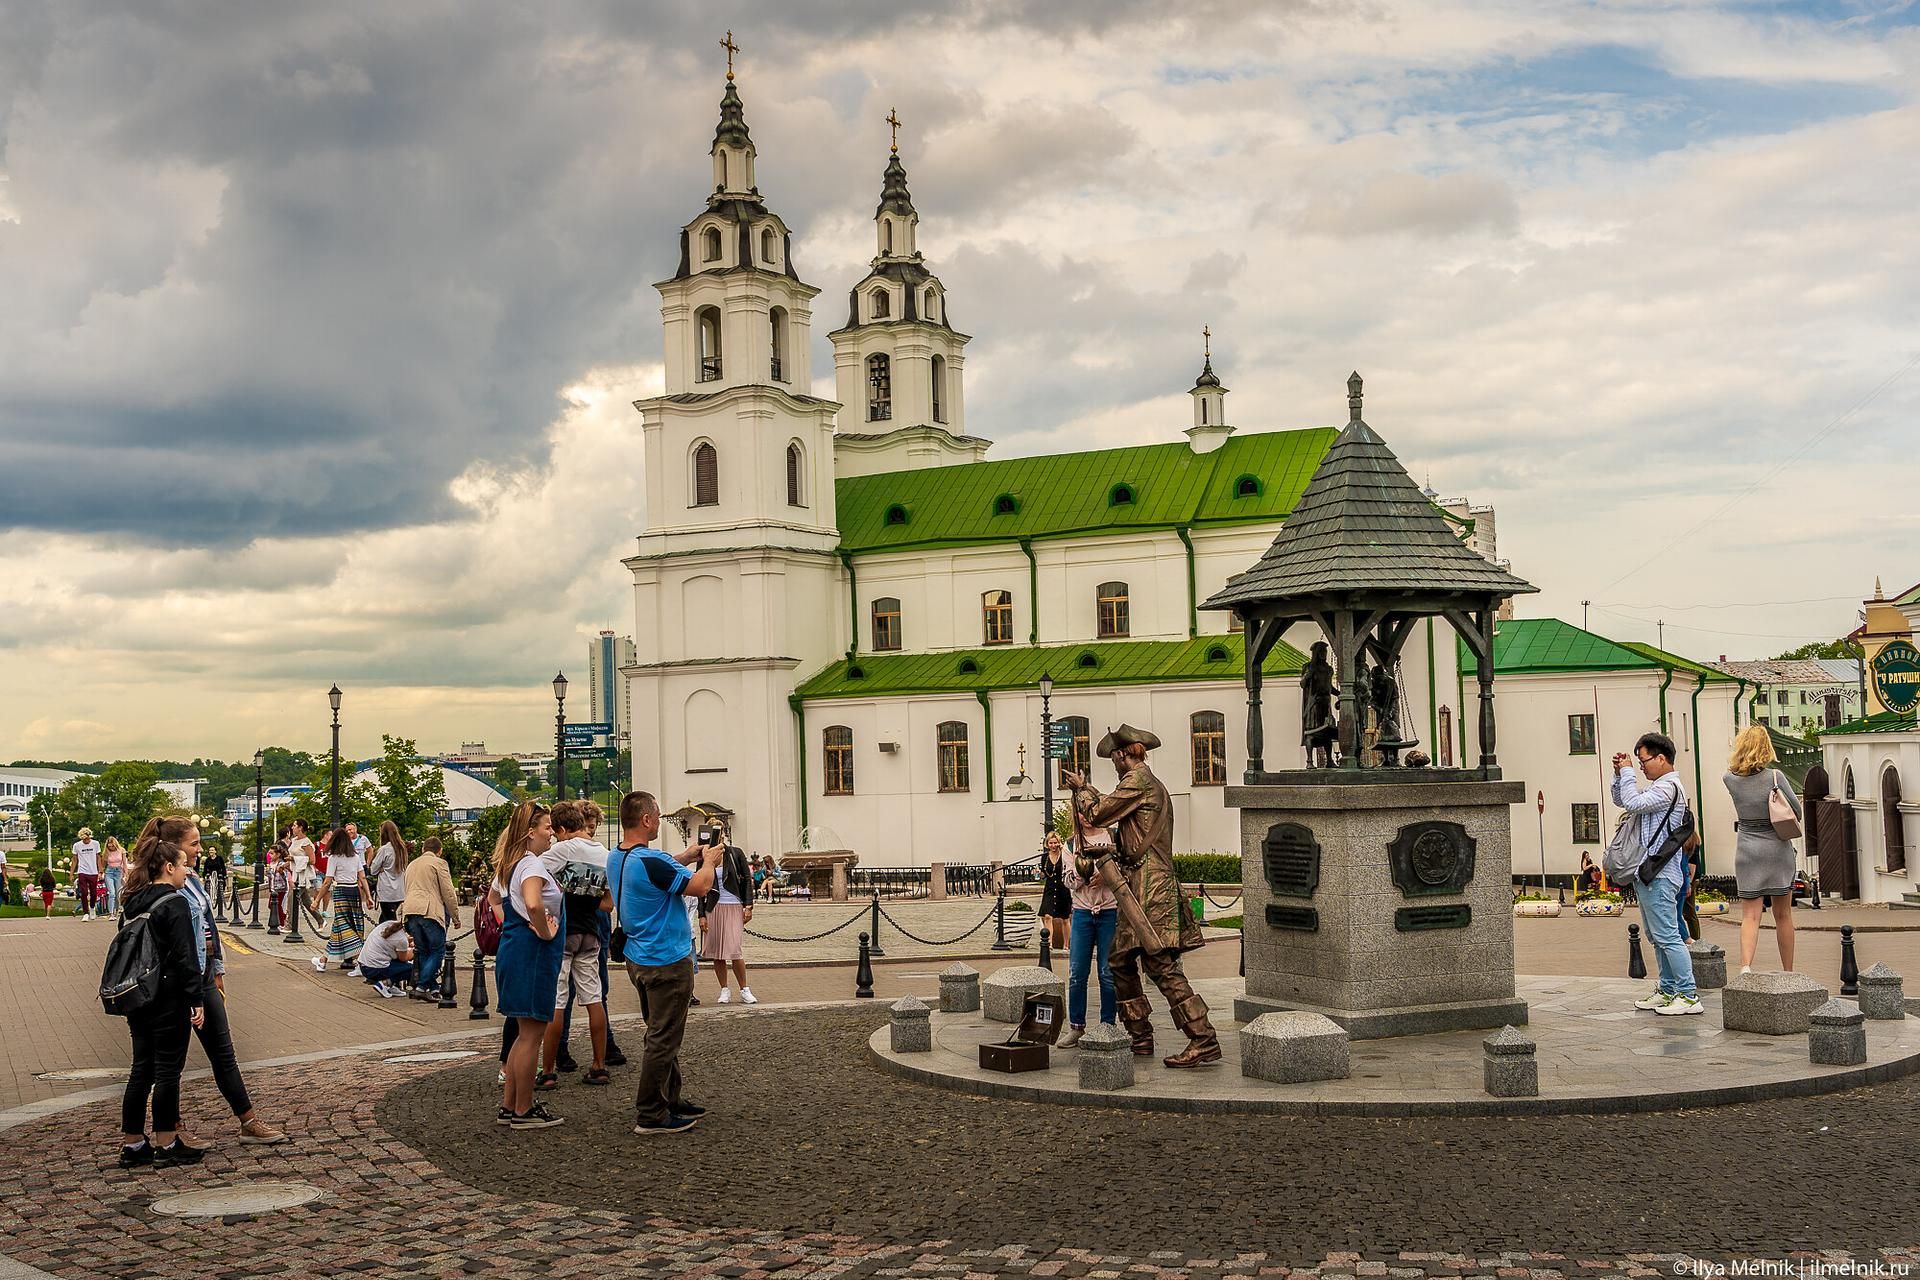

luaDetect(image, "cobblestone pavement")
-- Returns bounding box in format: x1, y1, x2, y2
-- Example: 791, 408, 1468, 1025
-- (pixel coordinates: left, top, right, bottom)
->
2, 1003, 1916, 1278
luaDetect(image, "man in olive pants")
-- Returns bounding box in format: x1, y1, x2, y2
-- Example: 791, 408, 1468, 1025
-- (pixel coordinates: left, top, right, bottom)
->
607, 791, 721, 1136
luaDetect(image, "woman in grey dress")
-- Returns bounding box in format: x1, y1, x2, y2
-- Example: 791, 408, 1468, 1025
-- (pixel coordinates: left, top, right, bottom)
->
1722, 725, 1805, 975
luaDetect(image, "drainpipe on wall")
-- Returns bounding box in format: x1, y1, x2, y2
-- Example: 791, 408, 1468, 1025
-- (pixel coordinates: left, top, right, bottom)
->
836, 549, 858, 653
1730, 677, 1748, 729
1456, 665, 1468, 764
1175, 526, 1198, 639
1657, 668, 1674, 734
1019, 539, 1038, 645
1689, 673, 1708, 866
789, 694, 808, 832
975, 690, 995, 802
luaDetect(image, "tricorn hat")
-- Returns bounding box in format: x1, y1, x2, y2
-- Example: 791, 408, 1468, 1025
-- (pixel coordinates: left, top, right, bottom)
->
1094, 724, 1162, 756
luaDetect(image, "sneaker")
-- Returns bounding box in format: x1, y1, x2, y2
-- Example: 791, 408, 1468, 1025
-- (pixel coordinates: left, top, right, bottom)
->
633, 1114, 699, 1136
347, 965, 363, 979
604, 1048, 628, 1067
739, 988, 757, 1005
496, 1107, 514, 1126
309, 957, 326, 973
555, 1054, 579, 1074
1658, 994, 1705, 1016
1739, 965, 1753, 976
509, 1104, 564, 1130
669, 1099, 707, 1118
716, 988, 731, 1004
1633, 991, 1673, 1011
153, 1139, 206, 1168
496, 1069, 506, 1086
238, 1120, 287, 1145
373, 981, 398, 998
689, 994, 701, 1007
118, 1139, 154, 1169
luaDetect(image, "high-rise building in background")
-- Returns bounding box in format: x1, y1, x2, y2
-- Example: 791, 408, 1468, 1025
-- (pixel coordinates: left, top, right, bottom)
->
588, 631, 637, 747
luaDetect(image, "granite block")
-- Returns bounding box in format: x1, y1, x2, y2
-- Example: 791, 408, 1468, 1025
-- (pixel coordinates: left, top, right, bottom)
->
889, 995, 931, 1053
1687, 941, 1727, 991
1721, 970, 1829, 1035
939, 963, 980, 1014
1239, 1011, 1350, 1084
982, 966, 1064, 1023
1857, 962, 1905, 1020
1809, 999, 1867, 1066
1076, 1021, 1134, 1092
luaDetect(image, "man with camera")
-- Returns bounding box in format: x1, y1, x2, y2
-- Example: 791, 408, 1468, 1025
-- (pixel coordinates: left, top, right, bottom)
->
607, 791, 722, 1136
1612, 732, 1701, 1015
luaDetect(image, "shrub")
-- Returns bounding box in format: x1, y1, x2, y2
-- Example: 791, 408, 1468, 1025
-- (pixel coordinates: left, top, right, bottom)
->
1577, 890, 1623, 905
1695, 889, 1728, 904
1173, 853, 1242, 885
1512, 890, 1554, 903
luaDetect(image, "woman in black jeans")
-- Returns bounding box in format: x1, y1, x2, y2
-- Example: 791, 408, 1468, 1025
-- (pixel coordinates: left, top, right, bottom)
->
117, 825, 209, 1169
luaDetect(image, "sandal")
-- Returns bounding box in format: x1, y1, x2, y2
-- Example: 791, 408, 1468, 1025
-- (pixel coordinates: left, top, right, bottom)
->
582, 1068, 611, 1086
534, 1072, 559, 1091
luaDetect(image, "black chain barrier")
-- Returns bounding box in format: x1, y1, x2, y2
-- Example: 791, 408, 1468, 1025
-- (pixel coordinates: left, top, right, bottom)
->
1198, 884, 1243, 911
875, 901, 999, 948
743, 908, 867, 944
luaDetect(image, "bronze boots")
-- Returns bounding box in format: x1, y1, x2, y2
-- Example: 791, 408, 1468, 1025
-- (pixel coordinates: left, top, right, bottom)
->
1162, 994, 1222, 1068
1119, 996, 1156, 1056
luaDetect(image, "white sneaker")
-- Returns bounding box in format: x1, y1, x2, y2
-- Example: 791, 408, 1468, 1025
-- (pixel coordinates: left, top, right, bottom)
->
1658, 994, 1705, 1016
1739, 965, 1752, 976
373, 981, 399, 999
1634, 991, 1672, 1011
309, 957, 326, 972
740, 988, 757, 1005
716, 988, 731, 1004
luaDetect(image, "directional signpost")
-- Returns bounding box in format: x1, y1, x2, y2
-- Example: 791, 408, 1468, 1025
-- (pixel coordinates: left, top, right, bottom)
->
1045, 725, 1073, 760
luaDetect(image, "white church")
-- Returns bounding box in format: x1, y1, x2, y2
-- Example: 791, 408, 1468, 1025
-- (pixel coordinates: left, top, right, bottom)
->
622, 68, 1506, 865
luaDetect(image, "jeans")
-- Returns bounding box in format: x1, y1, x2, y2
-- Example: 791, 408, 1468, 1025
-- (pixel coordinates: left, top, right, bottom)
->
406, 917, 448, 988
192, 986, 253, 1118
626, 956, 694, 1125
1639, 873, 1696, 998
104, 868, 124, 917
360, 960, 414, 985
560, 912, 621, 1056
1068, 907, 1118, 1027
123, 1008, 192, 1135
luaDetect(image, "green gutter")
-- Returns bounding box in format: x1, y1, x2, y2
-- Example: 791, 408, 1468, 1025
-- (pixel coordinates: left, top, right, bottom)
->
1688, 672, 1708, 866
975, 690, 994, 801
837, 549, 859, 653
1425, 618, 1439, 749
1456, 664, 1467, 764
1175, 526, 1197, 639
788, 694, 808, 831
1657, 667, 1673, 734
1730, 677, 1748, 728
1019, 539, 1038, 645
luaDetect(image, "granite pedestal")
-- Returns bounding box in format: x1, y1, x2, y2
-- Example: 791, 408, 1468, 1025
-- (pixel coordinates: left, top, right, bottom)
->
940, 963, 981, 1014
983, 966, 1064, 1023
1239, 1011, 1350, 1083
1482, 1025, 1538, 1098
1229, 778, 1529, 1039
1076, 1022, 1135, 1091
1721, 970, 1828, 1035
890, 996, 932, 1053
1809, 999, 1867, 1066
1858, 963, 1905, 1020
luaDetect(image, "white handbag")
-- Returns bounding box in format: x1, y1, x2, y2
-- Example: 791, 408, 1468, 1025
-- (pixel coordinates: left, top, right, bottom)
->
1768, 770, 1802, 841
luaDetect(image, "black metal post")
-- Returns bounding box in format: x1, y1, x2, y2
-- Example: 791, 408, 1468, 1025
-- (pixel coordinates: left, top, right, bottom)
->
1038, 926, 1051, 972
990, 887, 1010, 950
329, 716, 342, 831
284, 870, 304, 944
1840, 924, 1859, 996
1627, 923, 1647, 980
250, 754, 265, 929
1238, 922, 1245, 977
855, 931, 875, 998
439, 938, 459, 1009
1040, 689, 1054, 837
868, 890, 885, 957
468, 945, 491, 1019
554, 679, 568, 801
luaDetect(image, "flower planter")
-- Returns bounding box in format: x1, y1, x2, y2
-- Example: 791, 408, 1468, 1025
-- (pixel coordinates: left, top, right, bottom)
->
1695, 900, 1729, 916
1575, 900, 1623, 917
1512, 900, 1562, 918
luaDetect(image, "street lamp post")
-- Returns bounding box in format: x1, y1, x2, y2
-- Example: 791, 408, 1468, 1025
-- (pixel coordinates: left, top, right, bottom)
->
1039, 673, 1055, 839
552, 672, 569, 801
327, 684, 344, 832
250, 750, 265, 928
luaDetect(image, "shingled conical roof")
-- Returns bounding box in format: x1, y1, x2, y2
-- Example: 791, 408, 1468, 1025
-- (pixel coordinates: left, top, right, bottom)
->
712, 80, 753, 151
1203, 374, 1536, 609
875, 151, 916, 219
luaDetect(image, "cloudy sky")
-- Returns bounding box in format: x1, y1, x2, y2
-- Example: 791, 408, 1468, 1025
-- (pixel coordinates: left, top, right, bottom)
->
2, 0, 1916, 763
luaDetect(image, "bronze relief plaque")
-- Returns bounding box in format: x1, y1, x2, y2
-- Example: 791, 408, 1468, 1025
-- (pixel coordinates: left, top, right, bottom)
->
1388, 820, 1476, 897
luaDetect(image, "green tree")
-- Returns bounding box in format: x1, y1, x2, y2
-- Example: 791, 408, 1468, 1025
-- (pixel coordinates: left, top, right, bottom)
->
27, 763, 170, 849
368, 736, 448, 842
494, 757, 525, 790
1774, 637, 1864, 662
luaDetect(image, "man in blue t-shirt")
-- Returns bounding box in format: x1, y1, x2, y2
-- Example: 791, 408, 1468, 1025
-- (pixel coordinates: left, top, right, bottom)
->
606, 790, 722, 1135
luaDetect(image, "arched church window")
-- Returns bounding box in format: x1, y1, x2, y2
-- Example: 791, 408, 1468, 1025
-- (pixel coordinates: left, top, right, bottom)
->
1886, 766, 1907, 873
701, 225, 722, 263
761, 227, 777, 265
925, 288, 938, 321
867, 353, 892, 422
786, 441, 805, 507
691, 442, 719, 508
931, 355, 946, 424
871, 597, 902, 651
1096, 581, 1129, 638
884, 220, 893, 255
870, 288, 890, 321
1200, 398, 1209, 425
696, 306, 723, 382
718, 152, 728, 190
982, 590, 1013, 646
769, 306, 788, 383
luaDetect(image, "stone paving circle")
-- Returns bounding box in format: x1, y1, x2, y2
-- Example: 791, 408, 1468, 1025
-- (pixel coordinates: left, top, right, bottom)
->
149, 1181, 323, 1218
32, 1068, 129, 1084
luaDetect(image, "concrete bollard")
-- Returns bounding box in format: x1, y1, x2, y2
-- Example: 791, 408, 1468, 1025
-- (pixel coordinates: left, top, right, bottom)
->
1808, 999, 1867, 1066
889, 995, 932, 1053
929, 862, 948, 902
1482, 1025, 1538, 1098
1239, 1011, 1350, 1084
1857, 962, 1906, 1020
939, 962, 980, 1014
1687, 940, 1727, 990
1077, 1022, 1134, 1091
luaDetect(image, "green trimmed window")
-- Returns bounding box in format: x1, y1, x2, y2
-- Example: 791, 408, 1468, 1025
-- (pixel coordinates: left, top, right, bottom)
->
1205, 644, 1230, 663
937, 721, 970, 792
1096, 581, 1129, 639
957, 658, 980, 674
871, 598, 901, 651
823, 726, 854, 796
1075, 651, 1099, 669
1191, 711, 1227, 786
884, 503, 908, 526
992, 493, 1018, 516
982, 590, 1013, 645
1567, 714, 1596, 755
1233, 475, 1260, 498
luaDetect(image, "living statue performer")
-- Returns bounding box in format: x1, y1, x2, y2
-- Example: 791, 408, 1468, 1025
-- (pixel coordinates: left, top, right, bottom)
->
1063, 726, 1220, 1068
1301, 641, 1338, 767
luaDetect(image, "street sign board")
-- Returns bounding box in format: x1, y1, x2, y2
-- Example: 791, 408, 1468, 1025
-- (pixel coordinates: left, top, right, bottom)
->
566, 722, 613, 736
1046, 741, 1070, 759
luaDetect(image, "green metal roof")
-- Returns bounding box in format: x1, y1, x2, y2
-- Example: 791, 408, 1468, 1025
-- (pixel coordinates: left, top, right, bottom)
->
1616, 642, 1735, 682
833, 427, 1338, 553
1825, 710, 1918, 736
1458, 618, 1726, 678
794, 633, 1305, 701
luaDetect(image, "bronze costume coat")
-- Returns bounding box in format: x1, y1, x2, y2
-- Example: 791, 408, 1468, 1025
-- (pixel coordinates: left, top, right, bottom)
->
1073, 763, 1204, 958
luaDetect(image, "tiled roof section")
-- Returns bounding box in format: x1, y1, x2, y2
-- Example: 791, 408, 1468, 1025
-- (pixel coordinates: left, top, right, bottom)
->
1202, 417, 1536, 608
1709, 659, 1843, 684
1616, 642, 1735, 682
1826, 710, 1918, 736
834, 427, 1338, 553
1893, 579, 1920, 607
793, 633, 1306, 701
1815, 659, 1864, 683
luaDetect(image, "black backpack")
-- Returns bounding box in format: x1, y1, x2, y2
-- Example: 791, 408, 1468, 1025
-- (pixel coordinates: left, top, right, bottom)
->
99, 892, 176, 1018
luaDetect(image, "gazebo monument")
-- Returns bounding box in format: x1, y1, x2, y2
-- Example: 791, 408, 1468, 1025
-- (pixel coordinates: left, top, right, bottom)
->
1202, 373, 1537, 1038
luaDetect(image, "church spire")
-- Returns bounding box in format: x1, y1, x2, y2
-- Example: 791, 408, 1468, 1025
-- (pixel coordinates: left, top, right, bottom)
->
708, 33, 756, 199
873, 108, 918, 258
1186, 326, 1233, 453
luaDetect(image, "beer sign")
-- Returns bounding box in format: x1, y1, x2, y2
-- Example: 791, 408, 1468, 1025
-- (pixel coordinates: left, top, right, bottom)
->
1872, 639, 1920, 715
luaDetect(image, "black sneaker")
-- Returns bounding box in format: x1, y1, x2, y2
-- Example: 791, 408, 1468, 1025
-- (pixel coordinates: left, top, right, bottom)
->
153, 1139, 205, 1168
604, 1048, 628, 1067
555, 1053, 579, 1073
509, 1104, 564, 1130
118, 1140, 154, 1169
633, 1114, 699, 1136
669, 1099, 707, 1118
689, 994, 702, 1006
496, 1107, 514, 1126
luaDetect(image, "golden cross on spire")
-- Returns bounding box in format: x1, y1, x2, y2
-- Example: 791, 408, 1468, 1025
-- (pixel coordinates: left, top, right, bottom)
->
720, 30, 740, 81
1203, 325, 1211, 359
886, 108, 902, 153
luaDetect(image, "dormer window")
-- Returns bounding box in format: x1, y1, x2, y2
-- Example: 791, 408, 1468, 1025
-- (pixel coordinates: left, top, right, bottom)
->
870, 288, 890, 321
1234, 475, 1261, 498
925, 288, 938, 320
701, 226, 722, 263
883, 503, 908, 526
1108, 483, 1135, 507
760, 227, 777, 265
992, 493, 1017, 516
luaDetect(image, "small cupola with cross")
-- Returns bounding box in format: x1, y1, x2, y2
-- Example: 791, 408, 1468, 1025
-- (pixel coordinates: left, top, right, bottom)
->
1186, 326, 1234, 453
